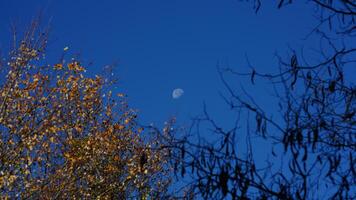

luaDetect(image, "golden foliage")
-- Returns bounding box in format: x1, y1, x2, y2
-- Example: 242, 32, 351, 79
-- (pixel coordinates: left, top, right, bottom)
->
0, 27, 171, 199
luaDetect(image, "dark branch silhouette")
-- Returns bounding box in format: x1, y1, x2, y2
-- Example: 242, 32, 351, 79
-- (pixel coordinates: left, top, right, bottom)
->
153, 1, 356, 199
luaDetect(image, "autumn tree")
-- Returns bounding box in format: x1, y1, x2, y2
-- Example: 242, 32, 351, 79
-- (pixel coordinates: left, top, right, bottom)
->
0, 20, 171, 199
160, 1, 356, 199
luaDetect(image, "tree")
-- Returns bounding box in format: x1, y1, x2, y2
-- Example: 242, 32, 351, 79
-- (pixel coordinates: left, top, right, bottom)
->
0, 20, 171, 199
160, 1, 356, 199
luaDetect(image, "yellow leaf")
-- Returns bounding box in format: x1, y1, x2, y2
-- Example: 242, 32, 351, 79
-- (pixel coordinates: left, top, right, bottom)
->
54, 63, 63, 70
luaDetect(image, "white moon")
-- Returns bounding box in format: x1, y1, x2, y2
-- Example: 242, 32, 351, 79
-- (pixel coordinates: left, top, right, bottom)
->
172, 88, 184, 99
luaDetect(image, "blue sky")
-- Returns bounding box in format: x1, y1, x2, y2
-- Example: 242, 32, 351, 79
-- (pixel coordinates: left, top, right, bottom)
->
2, 2, 356, 198
0, 0, 316, 127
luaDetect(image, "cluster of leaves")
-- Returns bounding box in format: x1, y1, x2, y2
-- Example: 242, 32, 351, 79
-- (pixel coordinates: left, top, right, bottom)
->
0, 22, 171, 199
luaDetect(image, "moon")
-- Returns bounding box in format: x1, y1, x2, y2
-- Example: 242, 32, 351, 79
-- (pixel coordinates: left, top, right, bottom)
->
172, 88, 184, 99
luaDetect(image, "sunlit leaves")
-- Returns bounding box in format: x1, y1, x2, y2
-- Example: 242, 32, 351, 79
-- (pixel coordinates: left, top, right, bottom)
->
0, 33, 170, 199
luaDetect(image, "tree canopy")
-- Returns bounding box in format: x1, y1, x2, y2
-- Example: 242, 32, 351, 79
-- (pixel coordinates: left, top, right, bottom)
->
0, 21, 171, 199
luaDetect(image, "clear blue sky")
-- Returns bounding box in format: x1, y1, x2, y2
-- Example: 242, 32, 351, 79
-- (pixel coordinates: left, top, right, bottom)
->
0, 0, 316, 127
